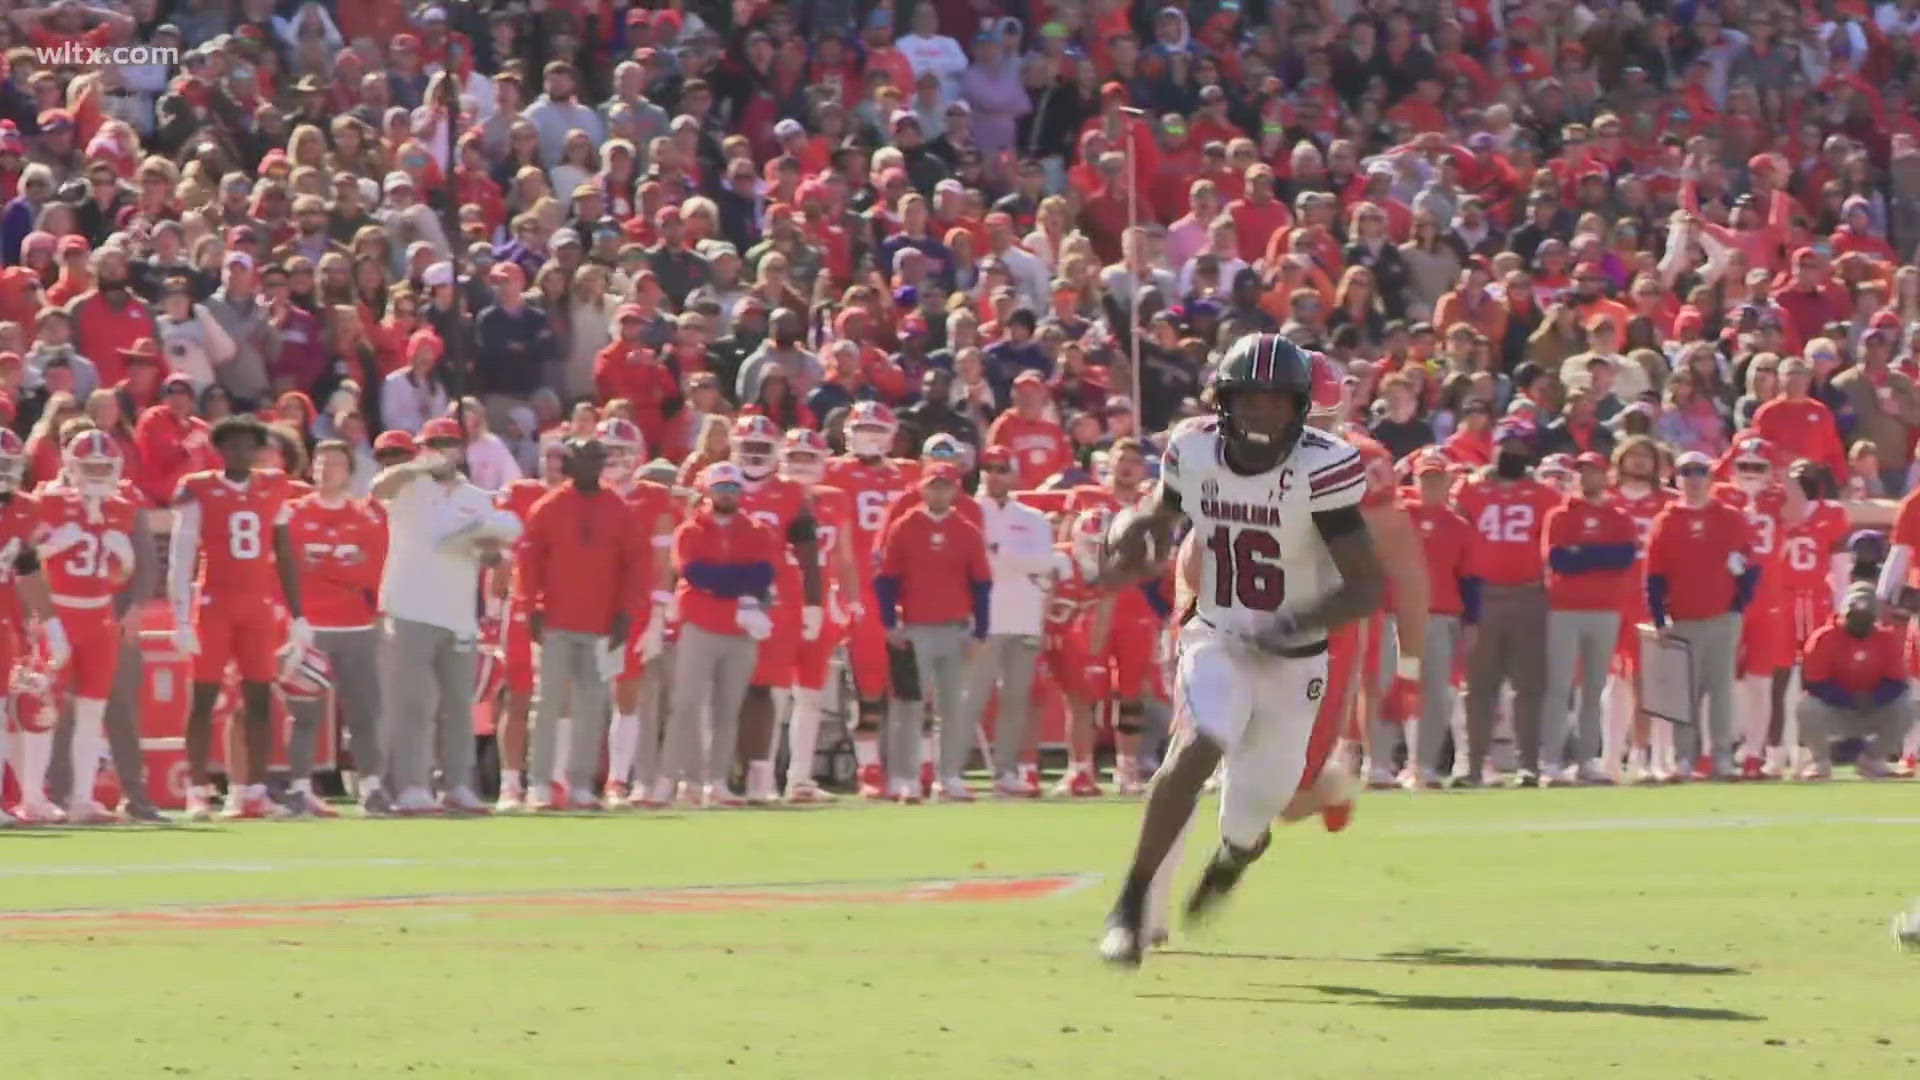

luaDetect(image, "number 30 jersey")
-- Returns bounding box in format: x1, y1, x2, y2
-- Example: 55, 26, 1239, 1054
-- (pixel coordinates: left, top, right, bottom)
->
1159, 416, 1366, 647
173, 470, 297, 602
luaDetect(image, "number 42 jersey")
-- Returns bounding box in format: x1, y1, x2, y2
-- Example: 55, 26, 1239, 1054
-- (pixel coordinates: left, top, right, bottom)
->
1160, 417, 1367, 647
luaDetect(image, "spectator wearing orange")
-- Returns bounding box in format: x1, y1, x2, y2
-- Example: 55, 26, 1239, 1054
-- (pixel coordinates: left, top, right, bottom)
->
1224, 163, 1290, 265
134, 373, 216, 507
44, 236, 94, 308
594, 304, 680, 451
987, 371, 1072, 488
1432, 263, 1508, 349
1751, 353, 1847, 480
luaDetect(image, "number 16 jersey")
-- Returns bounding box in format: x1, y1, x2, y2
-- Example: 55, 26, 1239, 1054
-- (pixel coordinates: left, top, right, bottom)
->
1160, 416, 1366, 647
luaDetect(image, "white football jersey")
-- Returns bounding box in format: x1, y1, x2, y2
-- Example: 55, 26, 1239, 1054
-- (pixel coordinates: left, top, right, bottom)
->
1160, 415, 1366, 646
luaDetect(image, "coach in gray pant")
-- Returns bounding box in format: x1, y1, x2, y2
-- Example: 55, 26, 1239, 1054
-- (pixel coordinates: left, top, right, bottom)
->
1538, 454, 1636, 783
517, 439, 645, 810
960, 453, 1055, 792
1797, 586, 1912, 779
654, 462, 773, 806
372, 418, 523, 813
1646, 451, 1755, 778
875, 465, 993, 800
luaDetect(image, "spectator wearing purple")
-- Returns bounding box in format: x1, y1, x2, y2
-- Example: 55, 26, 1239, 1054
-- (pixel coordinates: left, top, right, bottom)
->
960, 30, 1029, 158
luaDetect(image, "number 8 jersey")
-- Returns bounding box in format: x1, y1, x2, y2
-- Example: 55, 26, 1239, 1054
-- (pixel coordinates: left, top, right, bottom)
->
1160, 416, 1367, 646
172, 469, 297, 601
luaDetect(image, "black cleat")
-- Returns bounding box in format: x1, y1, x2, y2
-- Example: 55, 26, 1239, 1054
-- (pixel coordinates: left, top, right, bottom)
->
1098, 894, 1147, 968
1447, 773, 1482, 790
119, 802, 170, 824
360, 787, 396, 817
1184, 830, 1270, 926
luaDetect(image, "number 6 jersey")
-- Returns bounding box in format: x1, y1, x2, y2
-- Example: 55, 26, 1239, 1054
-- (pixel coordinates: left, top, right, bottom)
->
1159, 416, 1366, 646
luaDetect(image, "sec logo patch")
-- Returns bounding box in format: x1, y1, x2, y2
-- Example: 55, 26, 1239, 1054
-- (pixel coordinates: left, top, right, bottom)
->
1306, 678, 1324, 701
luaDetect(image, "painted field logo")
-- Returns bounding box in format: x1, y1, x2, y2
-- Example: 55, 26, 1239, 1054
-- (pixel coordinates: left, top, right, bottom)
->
0, 873, 1097, 937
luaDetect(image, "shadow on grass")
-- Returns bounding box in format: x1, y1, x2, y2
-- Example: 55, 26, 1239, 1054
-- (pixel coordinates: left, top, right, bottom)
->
1380, 946, 1746, 977
1140, 984, 1762, 1022
1160, 946, 1743, 977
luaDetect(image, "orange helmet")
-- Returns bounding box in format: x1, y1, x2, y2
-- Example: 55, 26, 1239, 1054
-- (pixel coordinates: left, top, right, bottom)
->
63, 428, 123, 497
844, 400, 898, 457
1069, 506, 1111, 575
781, 427, 829, 484
596, 416, 645, 488
731, 414, 782, 478
275, 641, 334, 699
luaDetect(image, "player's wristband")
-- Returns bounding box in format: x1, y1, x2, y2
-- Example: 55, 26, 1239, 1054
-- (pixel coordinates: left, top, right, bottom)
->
651, 590, 672, 606
1396, 654, 1421, 680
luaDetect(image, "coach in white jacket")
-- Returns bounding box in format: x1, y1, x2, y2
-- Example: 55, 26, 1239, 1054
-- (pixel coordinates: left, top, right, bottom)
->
960, 446, 1058, 796
372, 417, 522, 814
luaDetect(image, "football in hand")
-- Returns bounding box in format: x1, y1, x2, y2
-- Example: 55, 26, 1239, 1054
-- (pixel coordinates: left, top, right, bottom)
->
1103, 507, 1165, 579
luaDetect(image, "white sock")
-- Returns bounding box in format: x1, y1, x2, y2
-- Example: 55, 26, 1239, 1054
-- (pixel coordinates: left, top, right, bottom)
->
70, 691, 107, 803
499, 767, 523, 791
1738, 676, 1770, 759
787, 690, 823, 787
747, 760, 775, 798
1601, 676, 1630, 771
607, 713, 640, 785
1115, 754, 1137, 783
14, 728, 51, 802
290, 776, 313, 795
1069, 758, 1091, 778
360, 774, 382, 793
853, 736, 879, 768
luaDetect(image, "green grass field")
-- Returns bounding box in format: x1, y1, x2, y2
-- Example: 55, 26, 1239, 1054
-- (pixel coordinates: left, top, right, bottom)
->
4, 783, 1918, 1079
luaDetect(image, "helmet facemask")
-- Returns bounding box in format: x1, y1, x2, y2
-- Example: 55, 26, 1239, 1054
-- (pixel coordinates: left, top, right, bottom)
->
735, 438, 779, 479
847, 421, 893, 458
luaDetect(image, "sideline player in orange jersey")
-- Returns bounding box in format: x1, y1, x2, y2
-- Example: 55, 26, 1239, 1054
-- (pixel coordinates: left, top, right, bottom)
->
1773, 460, 1851, 776
1714, 436, 1793, 779
821, 400, 916, 796
1044, 508, 1120, 798
32, 430, 141, 823
489, 439, 565, 811
283, 440, 389, 816
777, 428, 860, 803
596, 417, 681, 808
731, 415, 823, 804
0, 429, 69, 826
167, 416, 309, 821
1603, 435, 1676, 782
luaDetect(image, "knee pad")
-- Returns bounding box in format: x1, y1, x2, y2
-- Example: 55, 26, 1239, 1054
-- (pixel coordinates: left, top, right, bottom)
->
1115, 703, 1145, 736
887, 645, 922, 701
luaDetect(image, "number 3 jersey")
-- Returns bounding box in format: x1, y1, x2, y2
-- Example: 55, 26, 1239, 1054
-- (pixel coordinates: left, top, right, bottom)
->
172, 470, 298, 604
1160, 416, 1367, 648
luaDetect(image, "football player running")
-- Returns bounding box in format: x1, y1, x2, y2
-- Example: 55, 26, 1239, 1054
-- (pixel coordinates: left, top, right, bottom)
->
1097, 335, 1386, 967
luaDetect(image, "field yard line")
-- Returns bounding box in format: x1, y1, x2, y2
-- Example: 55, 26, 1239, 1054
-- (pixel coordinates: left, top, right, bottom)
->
1389, 814, 1920, 836
0, 871, 1103, 919
0, 855, 568, 880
